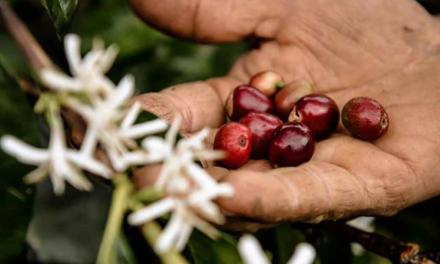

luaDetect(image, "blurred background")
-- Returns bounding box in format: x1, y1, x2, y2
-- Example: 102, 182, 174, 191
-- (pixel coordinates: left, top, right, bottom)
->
0, 0, 439, 263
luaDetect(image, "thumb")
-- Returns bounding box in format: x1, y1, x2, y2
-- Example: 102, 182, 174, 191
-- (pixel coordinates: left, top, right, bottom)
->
135, 76, 241, 133
129, 0, 286, 43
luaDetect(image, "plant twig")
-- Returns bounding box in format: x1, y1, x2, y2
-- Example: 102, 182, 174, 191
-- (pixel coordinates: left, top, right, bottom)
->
320, 222, 438, 264
0, 1, 55, 72
97, 174, 133, 264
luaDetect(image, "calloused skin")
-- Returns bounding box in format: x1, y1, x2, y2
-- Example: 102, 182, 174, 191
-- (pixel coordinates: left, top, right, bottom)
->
129, 0, 440, 229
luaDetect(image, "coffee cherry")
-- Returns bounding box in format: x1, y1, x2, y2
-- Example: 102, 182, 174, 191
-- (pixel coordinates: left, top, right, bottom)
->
249, 70, 285, 97
239, 112, 282, 159
225, 85, 274, 121
342, 97, 389, 141
214, 122, 252, 169
289, 94, 339, 140
274, 81, 313, 120
226, 84, 273, 121
268, 122, 315, 167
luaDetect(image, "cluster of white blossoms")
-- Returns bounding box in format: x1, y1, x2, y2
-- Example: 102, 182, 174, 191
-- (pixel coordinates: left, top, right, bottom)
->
128, 116, 234, 253
1, 34, 169, 194
238, 235, 316, 264
1, 34, 234, 254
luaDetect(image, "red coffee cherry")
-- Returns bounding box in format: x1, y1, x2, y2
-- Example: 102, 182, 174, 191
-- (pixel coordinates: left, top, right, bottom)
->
342, 97, 389, 141
214, 122, 252, 169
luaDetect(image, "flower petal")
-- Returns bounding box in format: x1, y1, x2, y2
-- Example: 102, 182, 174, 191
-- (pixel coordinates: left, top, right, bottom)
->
106, 148, 127, 172
61, 163, 93, 192
178, 128, 209, 150
286, 243, 316, 264
196, 150, 225, 161
58, 163, 93, 191
165, 115, 182, 146
127, 197, 175, 226
40, 69, 83, 91
23, 164, 48, 184
121, 150, 151, 167
155, 213, 184, 253
80, 125, 99, 157
121, 102, 142, 129
64, 34, 82, 76
97, 45, 119, 73
166, 175, 191, 194
108, 75, 134, 108
191, 200, 224, 225
154, 163, 171, 189
49, 168, 66, 196
186, 212, 219, 240
64, 98, 94, 120
120, 119, 168, 139
238, 235, 270, 264
141, 137, 169, 162
184, 162, 216, 188
67, 151, 112, 178
1, 135, 49, 165
175, 222, 193, 251
82, 49, 103, 74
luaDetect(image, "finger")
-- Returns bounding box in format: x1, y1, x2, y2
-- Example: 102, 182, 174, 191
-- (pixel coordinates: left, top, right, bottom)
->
135, 77, 241, 134
128, 0, 286, 43
132, 164, 163, 189
216, 135, 417, 223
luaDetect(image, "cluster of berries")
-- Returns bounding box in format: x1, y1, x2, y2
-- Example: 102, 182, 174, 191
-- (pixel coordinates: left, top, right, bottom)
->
214, 71, 389, 169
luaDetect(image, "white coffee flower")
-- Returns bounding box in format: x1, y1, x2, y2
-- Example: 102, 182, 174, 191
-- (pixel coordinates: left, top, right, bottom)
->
238, 235, 316, 264
128, 117, 233, 253
40, 34, 117, 95
238, 235, 270, 264
141, 116, 224, 189
1, 111, 111, 195
128, 181, 233, 253
286, 243, 317, 264
65, 75, 168, 171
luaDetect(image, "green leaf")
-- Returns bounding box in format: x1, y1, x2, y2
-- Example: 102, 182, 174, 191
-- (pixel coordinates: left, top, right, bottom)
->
273, 224, 305, 264
40, 0, 78, 35
26, 181, 112, 263
188, 231, 243, 264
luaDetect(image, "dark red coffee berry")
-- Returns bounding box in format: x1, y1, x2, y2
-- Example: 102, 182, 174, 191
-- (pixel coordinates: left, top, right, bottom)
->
342, 97, 389, 141
274, 80, 313, 120
289, 94, 339, 140
239, 112, 282, 159
249, 70, 285, 97
268, 122, 315, 167
225, 85, 274, 121
214, 122, 252, 169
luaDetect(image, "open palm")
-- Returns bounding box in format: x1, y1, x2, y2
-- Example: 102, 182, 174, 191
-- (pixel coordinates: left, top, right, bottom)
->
131, 0, 440, 226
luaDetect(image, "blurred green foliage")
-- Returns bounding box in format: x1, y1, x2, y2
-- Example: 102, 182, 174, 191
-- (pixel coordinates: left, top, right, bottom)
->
0, 61, 38, 262
40, 0, 78, 34
0, 0, 439, 263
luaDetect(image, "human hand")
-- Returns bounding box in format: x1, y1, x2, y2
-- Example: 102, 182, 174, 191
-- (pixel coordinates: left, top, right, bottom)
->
129, 0, 440, 227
